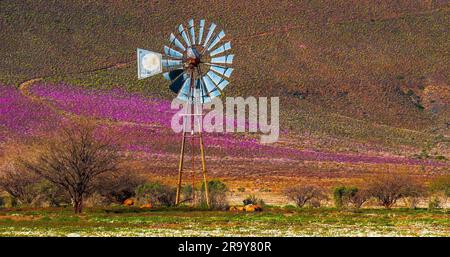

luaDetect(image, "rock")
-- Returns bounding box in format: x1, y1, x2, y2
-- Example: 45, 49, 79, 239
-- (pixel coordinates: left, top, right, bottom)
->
140, 203, 152, 209
229, 206, 238, 211
244, 204, 262, 212
229, 205, 262, 212
123, 198, 134, 206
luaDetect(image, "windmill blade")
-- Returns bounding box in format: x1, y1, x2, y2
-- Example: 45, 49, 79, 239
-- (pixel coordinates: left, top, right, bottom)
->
163, 69, 184, 81
176, 76, 192, 101
202, 23, 217, 48
206, 70, 229, 90
197, 78, 212, 104
164, 46, 183, 59
208, 65, 233, 78
209, 42, 231, 56
194, 86, 210, 104
178, 24, 191, 47
202, 75, 221, 96
170, 73, 189, 94
197, 19, 205, 45
196, 67, 214, 102
193, 87, 201, 103
209, 89, 221, 98
202, 95, 212, 104
211, 54, 234, 65
177, 94, 189, 102
162, 59, 183, 68
188, 19, 196, 45
206, 30, 225, 51
169, 33, 186, 51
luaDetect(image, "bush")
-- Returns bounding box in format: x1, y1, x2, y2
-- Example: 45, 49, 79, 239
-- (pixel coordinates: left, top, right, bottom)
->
284, 185, 327, 208
334, 186, 356, 209
35, 180, 70, 207
428, 175, 450, 210
200, 180, 229, 210
333, 186, 367, 209
0, 163, 43, 206
428, 197, 441, 210
402, 182, 427, 209
366, 173, 423, 209
135, 182, 176, 207
243, 194, 265, 206
84, 192, 109, 208
429, 175, 450, 196
181, 184, 194, 203
2, 195, 17, 208
94, 171, 147, 205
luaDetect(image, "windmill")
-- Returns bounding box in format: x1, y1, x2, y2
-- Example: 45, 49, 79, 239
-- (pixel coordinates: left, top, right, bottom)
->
137, 19, 234, 207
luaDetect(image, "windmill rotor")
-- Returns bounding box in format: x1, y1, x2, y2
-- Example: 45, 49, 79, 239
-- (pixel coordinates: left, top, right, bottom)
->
138, 18, 234, 104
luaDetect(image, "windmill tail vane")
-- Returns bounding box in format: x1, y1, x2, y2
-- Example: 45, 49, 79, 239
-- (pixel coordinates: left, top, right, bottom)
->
136, 18, 234, 207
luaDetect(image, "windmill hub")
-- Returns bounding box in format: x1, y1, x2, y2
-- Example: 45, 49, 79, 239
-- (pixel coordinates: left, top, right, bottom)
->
184, 46, 202, 68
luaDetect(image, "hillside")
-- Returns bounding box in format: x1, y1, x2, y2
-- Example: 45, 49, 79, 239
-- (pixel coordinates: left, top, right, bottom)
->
0, 0, 449, 154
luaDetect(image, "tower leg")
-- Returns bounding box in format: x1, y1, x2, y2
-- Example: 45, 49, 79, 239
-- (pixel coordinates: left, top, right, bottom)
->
199, 133, 210, 208
175, 131, 186, 205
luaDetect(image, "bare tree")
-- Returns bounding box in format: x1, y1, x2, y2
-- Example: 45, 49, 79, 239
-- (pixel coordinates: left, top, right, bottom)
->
284, 185, 328, 208
367, 173, 422, 209
0, 163, 42, 206
21, 124, 121, 213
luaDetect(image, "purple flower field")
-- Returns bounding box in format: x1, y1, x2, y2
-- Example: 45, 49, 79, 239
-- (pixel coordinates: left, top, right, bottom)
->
0, 83, 444, 166
0, 85, 64, 141
31, 83, 174, 127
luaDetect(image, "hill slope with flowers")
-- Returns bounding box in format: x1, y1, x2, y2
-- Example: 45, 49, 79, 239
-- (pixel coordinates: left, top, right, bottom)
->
1, 81, 447, 200
1, 1, 448, 150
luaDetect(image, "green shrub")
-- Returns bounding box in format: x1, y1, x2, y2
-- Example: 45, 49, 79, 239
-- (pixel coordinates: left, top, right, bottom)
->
334, 186, 370, 210
35, 180, 70, 207
200, 179, 229, 210
333, 186, 353, 209
428, 197, 441, 211
2, 195, 17, 208
243, 194, 265, 206
135, 182, 176, 207
429, 175, 450, 197
181, 184, 194, 203
237, 187, 245, 192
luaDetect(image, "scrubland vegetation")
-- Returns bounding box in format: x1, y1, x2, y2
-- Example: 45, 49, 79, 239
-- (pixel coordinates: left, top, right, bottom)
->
0, 164, 449, 236
0, 124, 448, 237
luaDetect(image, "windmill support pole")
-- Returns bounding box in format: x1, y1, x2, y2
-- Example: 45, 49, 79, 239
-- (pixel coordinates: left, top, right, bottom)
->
199, 133, 210, 208
175, 131, 186, 205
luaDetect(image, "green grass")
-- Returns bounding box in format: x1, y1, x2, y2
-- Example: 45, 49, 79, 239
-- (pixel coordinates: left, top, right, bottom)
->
0, 207, 448, 236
